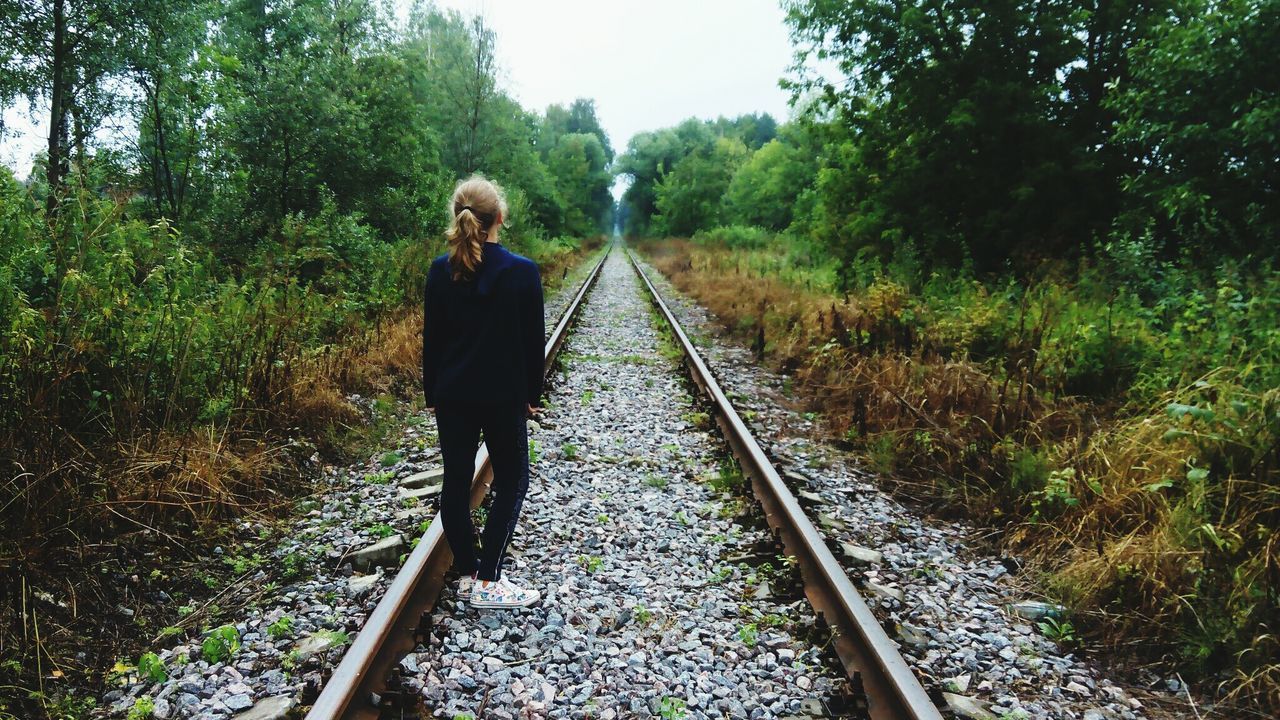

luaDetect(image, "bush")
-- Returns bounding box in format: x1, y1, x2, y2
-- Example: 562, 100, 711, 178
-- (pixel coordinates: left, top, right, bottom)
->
692, 225, 774, 249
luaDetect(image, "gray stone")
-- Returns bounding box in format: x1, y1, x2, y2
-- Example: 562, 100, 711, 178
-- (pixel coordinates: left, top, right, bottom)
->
942, 693, 996, 720
398, 484, 442, 502
840, 542, 883, 565
349, 534, 405, 570
400, 468, 443, 489
347, 572, 381, 595
293, 633, 342, 662
232, 695, 295, 720
865, 581, 905, 603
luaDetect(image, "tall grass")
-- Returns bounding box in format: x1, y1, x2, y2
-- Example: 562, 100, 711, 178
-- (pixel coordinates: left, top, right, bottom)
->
642, 232, 1279, 711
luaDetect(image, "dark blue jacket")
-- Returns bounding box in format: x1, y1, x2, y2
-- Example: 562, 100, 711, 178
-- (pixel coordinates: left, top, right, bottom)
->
422, 242, 545, 409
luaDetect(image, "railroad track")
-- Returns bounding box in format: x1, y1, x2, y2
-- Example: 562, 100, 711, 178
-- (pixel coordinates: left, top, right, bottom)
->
304, 244, 942, 720
305, 249, 608, 720
628, 250, 941, 720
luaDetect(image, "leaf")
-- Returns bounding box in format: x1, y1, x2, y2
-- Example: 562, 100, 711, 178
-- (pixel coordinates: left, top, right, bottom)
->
1186, 467, 1209, 483
1188, 406, 1216, 422
1145, 477, 1175, 493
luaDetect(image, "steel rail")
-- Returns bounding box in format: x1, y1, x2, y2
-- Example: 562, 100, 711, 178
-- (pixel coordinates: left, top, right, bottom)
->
306, 245, 609, 720
627, 249, 943, 720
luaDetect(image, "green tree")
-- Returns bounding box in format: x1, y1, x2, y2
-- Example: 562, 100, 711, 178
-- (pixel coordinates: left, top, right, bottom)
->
616, 119, 716, 235
654, 136, 749, 236
1107, 0, 1279, 258
721, 124, 819, 230
0, 0, 148, 211
542, 98, 614, 162
784, 0, 1172, 274
545, 132, 612, 235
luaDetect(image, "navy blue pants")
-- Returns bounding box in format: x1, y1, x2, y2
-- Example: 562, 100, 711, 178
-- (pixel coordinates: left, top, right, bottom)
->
436, 403, 530, 581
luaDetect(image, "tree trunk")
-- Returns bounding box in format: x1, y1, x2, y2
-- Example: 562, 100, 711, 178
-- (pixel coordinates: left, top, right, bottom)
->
45, 0, 69, 215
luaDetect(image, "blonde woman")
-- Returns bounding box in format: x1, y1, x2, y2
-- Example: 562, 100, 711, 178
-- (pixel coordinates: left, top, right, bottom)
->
422, 175, 543, 609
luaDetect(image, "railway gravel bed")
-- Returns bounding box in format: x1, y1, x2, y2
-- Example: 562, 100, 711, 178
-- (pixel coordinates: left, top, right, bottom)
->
403, 251, 848, 719
632, 254, 1193, 720
94, 254, 600, 720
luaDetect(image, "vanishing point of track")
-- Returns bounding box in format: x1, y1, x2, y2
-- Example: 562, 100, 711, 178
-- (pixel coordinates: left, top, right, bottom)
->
304, 245, 942, 720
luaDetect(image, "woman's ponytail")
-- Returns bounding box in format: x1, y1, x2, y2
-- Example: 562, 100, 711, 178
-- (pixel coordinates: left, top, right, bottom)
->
445, 175, 507, 281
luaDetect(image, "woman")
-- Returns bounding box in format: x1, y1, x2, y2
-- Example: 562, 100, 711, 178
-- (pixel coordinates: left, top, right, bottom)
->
422, 175, 544, 609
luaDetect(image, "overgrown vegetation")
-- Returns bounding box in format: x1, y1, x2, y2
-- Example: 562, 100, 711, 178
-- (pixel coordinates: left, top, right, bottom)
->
623, 0, 1278, 712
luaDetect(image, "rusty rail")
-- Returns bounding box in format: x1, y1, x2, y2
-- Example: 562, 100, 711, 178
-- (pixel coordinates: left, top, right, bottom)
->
627, 250, 943, 720
305, 246, 609, 720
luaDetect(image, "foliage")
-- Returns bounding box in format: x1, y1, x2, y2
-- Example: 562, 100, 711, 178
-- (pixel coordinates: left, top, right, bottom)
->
200, 625, 240, 665
136, 652, 166, 684
126, 697, 155, 720
1107, 0, 1280, 258
266, 616, 295, 639
653, 137, 749, 236
616, 115, 776, 235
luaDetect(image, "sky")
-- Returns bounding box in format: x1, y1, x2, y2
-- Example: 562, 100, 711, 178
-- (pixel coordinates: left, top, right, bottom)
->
1, 0, 817, 182
429, 0, 807, 157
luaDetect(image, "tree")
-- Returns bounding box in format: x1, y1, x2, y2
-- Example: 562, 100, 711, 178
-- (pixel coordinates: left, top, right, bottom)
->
126, 0, 209, 223
615, 118, 716, 235
545, 132, 612, 236
542, 98, 614, 162
722, 124, 819, 230
1107, 0, 1280, 258
783, 0, 1172, 272
654, 136, 749, 236
0, 0, 144, 212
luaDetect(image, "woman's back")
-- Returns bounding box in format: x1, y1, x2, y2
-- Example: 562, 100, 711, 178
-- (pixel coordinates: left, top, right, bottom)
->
422, 241, 544, 410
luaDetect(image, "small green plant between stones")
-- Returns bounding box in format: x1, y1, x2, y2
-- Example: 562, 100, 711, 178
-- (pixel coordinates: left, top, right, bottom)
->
126, 696, 155, 720
267, 616, 295, 639
137, 652, 166, 683
1037, 616, 1078, 646
201, 625, 240, 664
657, 696, 687, 720
633, 604, 653, 624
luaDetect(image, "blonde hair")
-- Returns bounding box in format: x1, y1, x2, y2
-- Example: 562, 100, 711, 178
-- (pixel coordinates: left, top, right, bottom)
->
446, 175, 508, 281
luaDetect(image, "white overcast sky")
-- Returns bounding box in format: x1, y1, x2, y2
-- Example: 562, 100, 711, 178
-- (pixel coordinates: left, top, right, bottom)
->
431, 0, 806, 155
2, 0, 814, 180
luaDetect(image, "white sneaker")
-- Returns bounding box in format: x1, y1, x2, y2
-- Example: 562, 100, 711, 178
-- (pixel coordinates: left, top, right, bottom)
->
469, 577, 541, 608
458, 573, 477, 600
